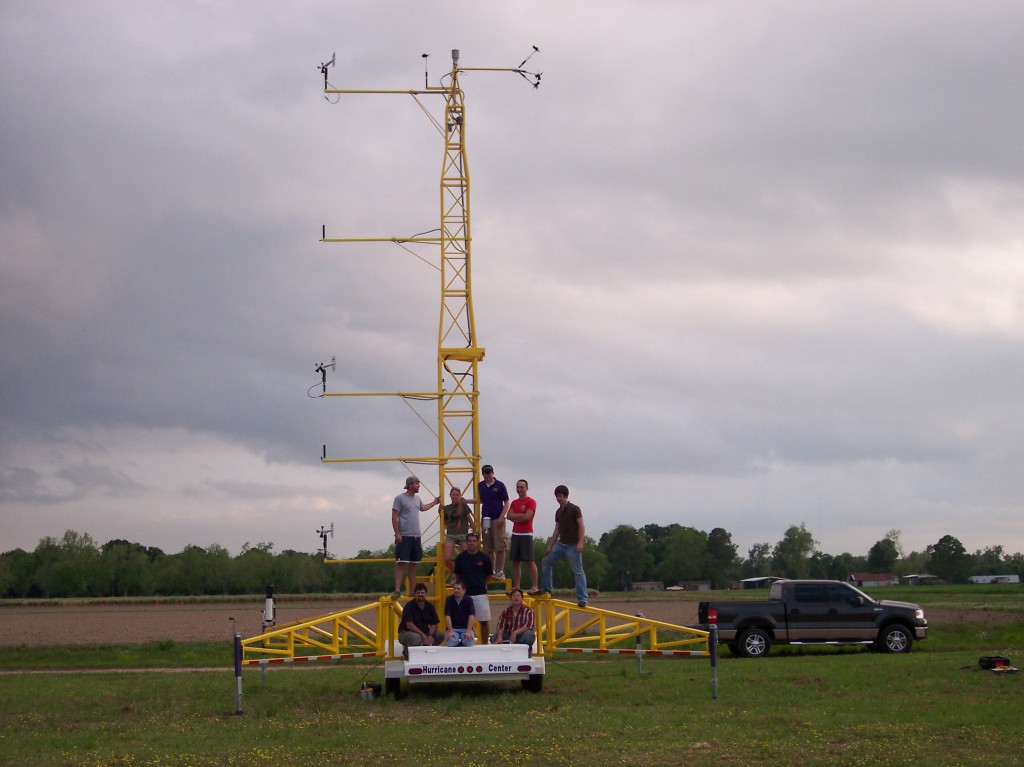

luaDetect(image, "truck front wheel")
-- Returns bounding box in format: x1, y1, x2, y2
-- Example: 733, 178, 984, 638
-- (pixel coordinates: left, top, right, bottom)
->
737, 628, 772, 658
877, 624, 912, 653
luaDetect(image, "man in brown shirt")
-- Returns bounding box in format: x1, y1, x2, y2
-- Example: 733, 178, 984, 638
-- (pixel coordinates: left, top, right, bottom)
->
539, 484, 588, 607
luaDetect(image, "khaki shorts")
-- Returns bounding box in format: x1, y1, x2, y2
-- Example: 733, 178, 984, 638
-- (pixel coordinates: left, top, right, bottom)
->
470, 594, 491, 622
446, 532, 468, 546
481, 520, 508, 553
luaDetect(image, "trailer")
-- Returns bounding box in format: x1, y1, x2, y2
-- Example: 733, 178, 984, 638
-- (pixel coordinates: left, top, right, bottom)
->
385, 642, 545, 696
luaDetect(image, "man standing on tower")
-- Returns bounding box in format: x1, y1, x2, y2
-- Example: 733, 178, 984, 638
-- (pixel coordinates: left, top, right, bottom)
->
508, 478, 539, 593
465, 464, 510, 579
391, 476, 440, 599
540, 484, 588, 607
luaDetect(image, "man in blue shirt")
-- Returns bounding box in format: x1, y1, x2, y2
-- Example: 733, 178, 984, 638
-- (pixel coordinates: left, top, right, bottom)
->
467, 464, 510, 579
444, 581, 478, 647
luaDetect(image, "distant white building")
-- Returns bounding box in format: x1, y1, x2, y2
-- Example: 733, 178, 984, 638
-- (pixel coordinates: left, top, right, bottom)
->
968, 575, 1020, 584
902, 574, 941, 585
740, 576, 784, 590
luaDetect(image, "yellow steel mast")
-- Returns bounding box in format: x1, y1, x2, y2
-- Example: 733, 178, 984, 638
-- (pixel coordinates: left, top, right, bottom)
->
436, 51, 480, 503
318, 49, 540, 591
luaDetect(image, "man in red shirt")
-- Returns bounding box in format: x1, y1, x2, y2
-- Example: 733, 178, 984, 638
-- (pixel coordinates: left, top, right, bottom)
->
508, 478, 539, 593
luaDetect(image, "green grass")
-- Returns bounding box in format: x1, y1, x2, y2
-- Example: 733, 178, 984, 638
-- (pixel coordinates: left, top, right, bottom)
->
1, 586, 1021, 766
0, 641, 229, 671
1, 649, 1021, 766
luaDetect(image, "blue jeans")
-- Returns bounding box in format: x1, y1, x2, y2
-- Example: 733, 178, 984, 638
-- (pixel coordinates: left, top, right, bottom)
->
445, 629, 476, 647
491, 629, 536, 646
541, 542, 588, 604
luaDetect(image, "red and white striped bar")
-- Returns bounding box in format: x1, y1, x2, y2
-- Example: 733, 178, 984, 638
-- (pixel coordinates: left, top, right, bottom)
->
555, 648, 707, 657
244, 652, 381, 666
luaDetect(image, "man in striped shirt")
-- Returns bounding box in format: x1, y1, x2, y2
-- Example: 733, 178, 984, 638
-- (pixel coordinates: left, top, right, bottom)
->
491, 588, 536, 653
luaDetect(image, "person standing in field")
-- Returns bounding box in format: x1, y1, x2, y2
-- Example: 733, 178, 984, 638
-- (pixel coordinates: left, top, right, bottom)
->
540, 484, 588, 607
508, 478, 539, 593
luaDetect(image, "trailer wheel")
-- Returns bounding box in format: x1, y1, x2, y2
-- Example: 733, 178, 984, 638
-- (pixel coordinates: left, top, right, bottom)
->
737, 627, 772, 658
877, 624, 912, 654
521, 673, 543, 693
385, 677, 402, 697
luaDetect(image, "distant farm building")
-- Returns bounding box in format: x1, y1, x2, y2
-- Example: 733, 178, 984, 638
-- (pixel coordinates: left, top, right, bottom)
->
630, 581, 664, 592
902, 574, 941, 585
667, 581, 712, 591
849, 572, 898, 587
968, 574, 1020, 584
741, 576, 784, 589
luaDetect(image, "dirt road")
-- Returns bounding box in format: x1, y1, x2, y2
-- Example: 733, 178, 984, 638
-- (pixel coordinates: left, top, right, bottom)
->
0, 595, 703, 646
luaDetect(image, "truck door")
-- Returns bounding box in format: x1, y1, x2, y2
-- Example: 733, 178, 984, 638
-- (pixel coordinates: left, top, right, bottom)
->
826, 583, 878, 641
787, 583, 831, 640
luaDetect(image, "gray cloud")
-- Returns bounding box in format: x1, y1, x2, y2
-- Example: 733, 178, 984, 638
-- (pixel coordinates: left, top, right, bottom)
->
3, 1, 1023, 559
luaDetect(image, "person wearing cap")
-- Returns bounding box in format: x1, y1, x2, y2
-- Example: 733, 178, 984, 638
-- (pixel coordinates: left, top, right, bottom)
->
540, 484, 589, 607
391, 476, 440, 599
464, 464, 511, 579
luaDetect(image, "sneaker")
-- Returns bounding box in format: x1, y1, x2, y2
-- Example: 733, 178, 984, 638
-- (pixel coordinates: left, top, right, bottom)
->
577, 601, 588, 608
448, 574, 457, 585
526, 588, 541, 596
494, 570, 505, 580
391, 590, 402, 600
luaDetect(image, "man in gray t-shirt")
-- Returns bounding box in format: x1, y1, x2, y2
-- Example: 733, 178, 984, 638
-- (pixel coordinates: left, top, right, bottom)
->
391, 476, 440, 599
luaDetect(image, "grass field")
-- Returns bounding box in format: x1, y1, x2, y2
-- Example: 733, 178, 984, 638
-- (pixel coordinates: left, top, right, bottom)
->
1, 586, 1021, 766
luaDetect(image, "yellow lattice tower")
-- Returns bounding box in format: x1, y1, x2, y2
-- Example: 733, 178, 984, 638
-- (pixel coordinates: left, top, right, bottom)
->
319, 49, 541, 594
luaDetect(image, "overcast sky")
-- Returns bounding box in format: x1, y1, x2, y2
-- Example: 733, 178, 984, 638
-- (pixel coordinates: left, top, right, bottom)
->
2, 1, 1023, 563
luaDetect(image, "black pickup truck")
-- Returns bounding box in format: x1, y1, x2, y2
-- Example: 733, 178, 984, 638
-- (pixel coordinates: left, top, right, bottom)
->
697, 579, 928, 658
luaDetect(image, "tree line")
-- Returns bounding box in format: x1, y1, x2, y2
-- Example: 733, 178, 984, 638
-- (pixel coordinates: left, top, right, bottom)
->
1, 525, 1021, 600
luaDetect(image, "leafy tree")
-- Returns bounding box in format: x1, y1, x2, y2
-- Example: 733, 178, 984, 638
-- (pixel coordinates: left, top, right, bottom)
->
329, 548, 394, 593
867, 537, 899, 573
743, 543, 773, 577
707, 528, 739, 588
808, 552, 863, 580
971, 545, 1011, 576
656, 527, 710, 585
772, 523, 818, 579
100, 540, 153, 596
274, 550, 329, 593
901, 549, 929, 575
154, 545, 213, 595
598, 525, 652, 588
582, 538, 609, 592
0, 549, 34, 598
639, 524, 686, 572
926, 535, 969, 583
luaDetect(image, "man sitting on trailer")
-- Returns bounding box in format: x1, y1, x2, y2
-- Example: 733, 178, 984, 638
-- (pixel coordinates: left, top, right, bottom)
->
444, 580, 478, 647
491, 588, 536, 654
399, 583, 444, 657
